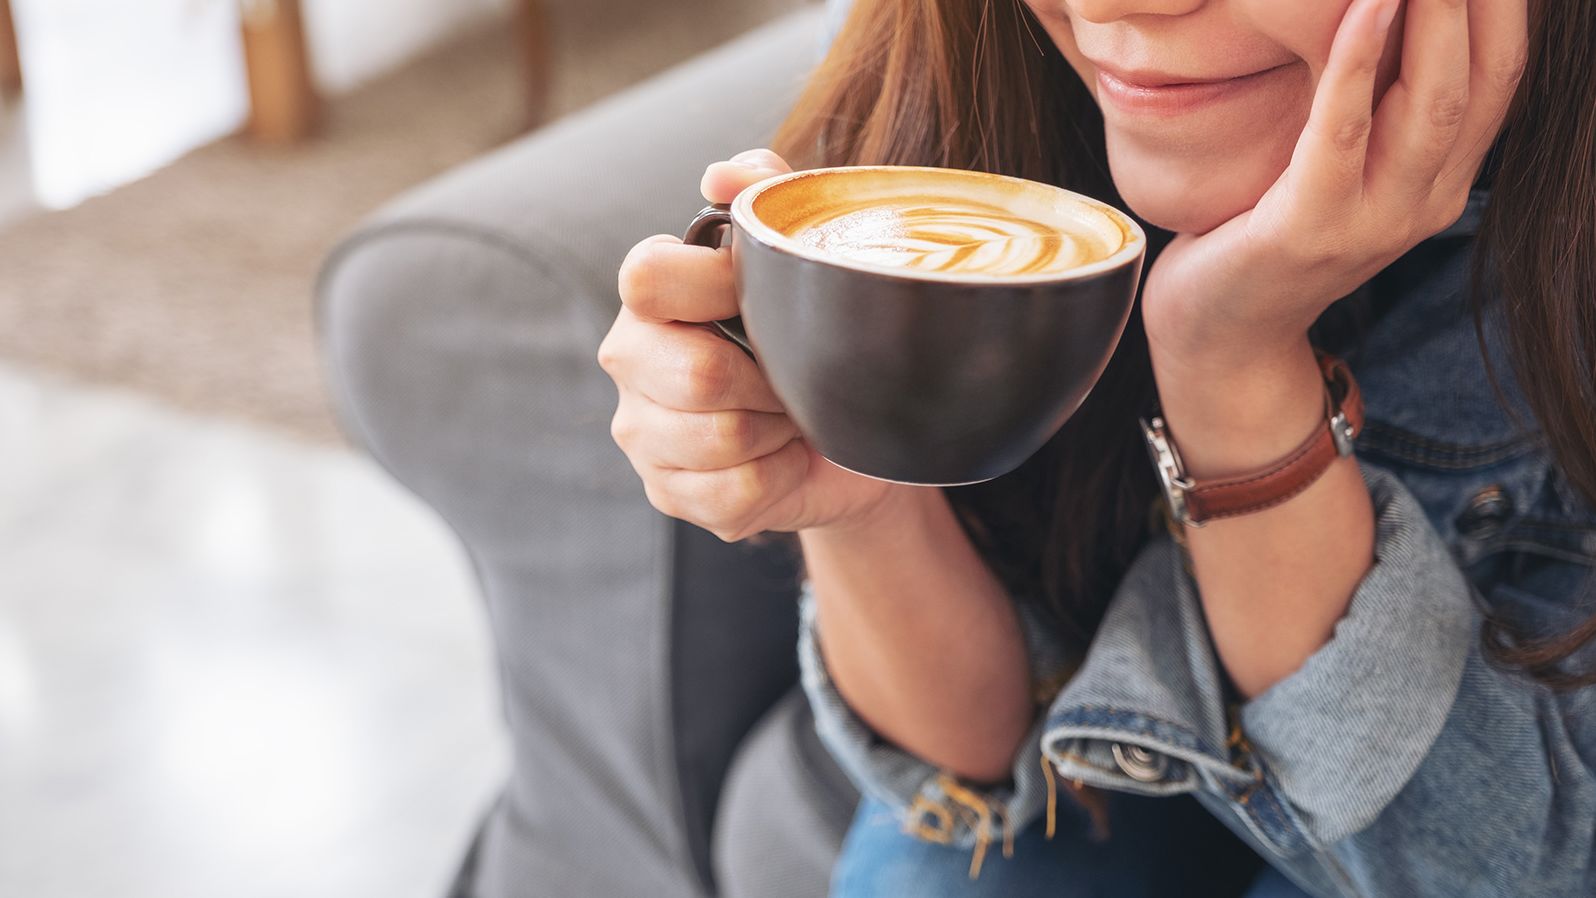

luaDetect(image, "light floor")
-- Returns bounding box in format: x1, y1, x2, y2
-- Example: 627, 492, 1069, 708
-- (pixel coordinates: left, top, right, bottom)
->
0, 3, 806, 894
0, 364, 509, 898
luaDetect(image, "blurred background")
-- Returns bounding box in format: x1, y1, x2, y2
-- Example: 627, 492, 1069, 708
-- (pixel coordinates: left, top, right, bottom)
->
0, 0, 797, 895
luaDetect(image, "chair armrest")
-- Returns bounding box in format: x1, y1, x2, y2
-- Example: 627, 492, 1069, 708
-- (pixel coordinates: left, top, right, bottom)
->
315, 8, 828, 896
318, 5, 822, 517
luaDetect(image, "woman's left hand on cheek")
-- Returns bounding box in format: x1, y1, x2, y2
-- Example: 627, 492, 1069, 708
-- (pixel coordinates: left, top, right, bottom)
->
1140, 0, 1528, 377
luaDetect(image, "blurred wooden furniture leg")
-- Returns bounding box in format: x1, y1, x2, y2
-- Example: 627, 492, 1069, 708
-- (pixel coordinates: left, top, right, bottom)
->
240, 0, 319, 143
0, 0, 22, 99
514, 0, 551, 130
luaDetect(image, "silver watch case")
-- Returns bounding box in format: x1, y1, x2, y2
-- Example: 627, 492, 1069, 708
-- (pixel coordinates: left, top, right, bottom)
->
1140, 414, 1198, 528
1140, 402, 1356, 529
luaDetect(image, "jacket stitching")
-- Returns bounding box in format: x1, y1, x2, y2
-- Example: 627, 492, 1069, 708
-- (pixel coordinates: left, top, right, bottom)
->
1356, 421, 1542, 470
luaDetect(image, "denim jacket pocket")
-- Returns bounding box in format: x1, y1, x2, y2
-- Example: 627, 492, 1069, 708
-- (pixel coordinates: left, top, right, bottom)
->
1471, 462, 1596, 659
1352, 417, 1596, 557
1353, 417, 1545, 549
1501, 461, 1596, 566
1356, 417, 1596, 661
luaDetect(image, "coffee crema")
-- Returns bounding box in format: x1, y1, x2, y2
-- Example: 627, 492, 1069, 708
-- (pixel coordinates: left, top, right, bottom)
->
781, 196, 1116, 277
745, 167, 1137, 280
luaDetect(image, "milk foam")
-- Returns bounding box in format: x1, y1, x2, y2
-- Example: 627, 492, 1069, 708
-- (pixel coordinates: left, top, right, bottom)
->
786, 197, 1116, 276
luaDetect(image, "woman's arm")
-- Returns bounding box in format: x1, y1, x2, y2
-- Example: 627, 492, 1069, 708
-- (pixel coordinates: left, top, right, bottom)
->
1039, 461, 1595, 896
799, 486, 1034, 783
1149, 334, 1375, 698
1136, 0, 1526, 697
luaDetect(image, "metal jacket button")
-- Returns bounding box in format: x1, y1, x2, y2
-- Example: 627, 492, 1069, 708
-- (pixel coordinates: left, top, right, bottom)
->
1111, 742, 1168, 783
1456, 485, 1513, 539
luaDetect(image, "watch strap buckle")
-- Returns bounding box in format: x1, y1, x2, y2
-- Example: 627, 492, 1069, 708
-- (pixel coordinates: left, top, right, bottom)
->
1329, 410, 1356, 458
1142, 349, 1365, 529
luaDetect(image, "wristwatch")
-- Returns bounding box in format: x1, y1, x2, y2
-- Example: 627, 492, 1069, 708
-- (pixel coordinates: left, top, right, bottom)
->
1140, 350, 1364, 529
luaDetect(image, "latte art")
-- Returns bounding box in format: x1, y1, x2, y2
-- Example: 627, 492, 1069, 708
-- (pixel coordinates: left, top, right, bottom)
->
785, 197, 1117, 276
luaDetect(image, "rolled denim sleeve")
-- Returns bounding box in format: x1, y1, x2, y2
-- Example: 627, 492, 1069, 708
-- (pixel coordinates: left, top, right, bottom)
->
796, 580, 1076, 855
1041, 461, 1596, 896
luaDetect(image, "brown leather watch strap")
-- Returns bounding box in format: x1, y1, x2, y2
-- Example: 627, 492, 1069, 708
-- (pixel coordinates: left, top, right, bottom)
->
1180, 351, 1364, 525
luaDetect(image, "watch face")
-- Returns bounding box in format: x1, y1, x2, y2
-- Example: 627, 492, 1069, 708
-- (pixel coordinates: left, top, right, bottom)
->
1139, 416, 1187, 524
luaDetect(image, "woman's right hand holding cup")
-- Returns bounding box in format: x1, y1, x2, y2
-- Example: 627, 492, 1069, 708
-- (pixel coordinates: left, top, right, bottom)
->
599, 149, 913, 543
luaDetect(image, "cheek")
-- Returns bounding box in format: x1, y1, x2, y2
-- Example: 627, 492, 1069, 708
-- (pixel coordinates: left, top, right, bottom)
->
1241, 0, 1405, 117
1241, 0, 1353, 81
1017, 0, 1391, 234
1104, 114, 1302, 233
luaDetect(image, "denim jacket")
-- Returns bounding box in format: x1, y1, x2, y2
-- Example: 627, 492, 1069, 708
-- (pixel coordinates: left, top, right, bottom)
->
798, 178, 1596, 896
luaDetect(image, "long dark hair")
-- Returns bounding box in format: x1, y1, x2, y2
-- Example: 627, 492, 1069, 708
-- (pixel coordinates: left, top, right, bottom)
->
774, 0, 1596, 685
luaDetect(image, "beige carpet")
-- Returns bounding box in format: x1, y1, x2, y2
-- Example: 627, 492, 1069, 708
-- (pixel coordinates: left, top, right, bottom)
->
0, 1, 802, 443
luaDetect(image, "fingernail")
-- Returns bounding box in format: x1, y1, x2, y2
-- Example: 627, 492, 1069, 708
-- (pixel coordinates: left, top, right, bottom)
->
723, 159, 757, 169
731, 148, 774, 165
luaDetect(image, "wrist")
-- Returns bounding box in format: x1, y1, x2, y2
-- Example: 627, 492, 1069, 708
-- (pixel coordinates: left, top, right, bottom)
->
1149, 333, 1329, 480
803, 481, 941, 541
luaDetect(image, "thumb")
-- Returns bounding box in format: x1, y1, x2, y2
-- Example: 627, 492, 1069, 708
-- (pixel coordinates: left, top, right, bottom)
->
700, 148, 793, 206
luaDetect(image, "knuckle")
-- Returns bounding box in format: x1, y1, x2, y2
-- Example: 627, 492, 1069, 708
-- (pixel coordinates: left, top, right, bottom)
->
1426, 85, 1470, 131
726, 461, 772, 512
1321, 115, 1371, 157
642, 481, 681, 520
709, 410, 757, 457
595, 330, 621, 375
1491, 47, 1529, 95
683, 347, 734, 407
608, 410, 632, 449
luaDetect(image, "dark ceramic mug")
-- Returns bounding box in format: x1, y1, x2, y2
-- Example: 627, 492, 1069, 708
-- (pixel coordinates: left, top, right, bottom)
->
682, 165, 1145, 486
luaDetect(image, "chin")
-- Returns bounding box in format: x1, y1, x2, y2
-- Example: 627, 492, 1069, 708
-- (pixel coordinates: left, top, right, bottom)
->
1102, 129, 1290, 236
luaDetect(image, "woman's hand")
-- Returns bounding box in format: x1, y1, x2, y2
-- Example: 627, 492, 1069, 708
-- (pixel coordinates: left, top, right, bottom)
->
1140, 0, 1528, 378
600, 148, 913, 543
1138, 0, 1528, 698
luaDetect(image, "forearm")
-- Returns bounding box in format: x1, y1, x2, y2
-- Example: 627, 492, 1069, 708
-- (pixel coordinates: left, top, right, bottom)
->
799, 485, 1033, 783
1150, 333, 1376, 699
1040, 463, 1583, 895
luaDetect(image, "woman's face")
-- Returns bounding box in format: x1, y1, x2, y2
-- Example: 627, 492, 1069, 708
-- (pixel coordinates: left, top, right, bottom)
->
1024, 0, 1403, 234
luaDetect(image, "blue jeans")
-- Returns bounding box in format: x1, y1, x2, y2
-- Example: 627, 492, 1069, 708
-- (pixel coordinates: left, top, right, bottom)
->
832, 796, 1311, 898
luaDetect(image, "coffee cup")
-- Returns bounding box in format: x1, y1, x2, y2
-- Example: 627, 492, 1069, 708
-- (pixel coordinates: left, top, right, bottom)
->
682, 165, 1145, 486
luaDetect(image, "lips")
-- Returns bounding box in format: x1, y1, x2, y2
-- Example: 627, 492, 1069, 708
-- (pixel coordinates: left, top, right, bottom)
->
1093, 62, 1291, 116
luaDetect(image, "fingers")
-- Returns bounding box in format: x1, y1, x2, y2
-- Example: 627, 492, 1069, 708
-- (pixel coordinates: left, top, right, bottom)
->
650, 437, 811, 537
700, 148, 793, 206
1293, 0, 1402, 201
612, 389, 799, 471
1433, 0, 1527, 194
1369, 0, 1472, 201
616, 147, 794, 324
597, 307, 786, 414
619, 234, 737, 323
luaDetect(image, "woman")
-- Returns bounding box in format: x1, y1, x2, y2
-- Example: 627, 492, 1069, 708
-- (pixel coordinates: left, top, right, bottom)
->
599, 0, 1596, 895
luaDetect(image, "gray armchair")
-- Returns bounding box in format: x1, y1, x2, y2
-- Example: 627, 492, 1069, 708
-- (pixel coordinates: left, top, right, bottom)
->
316, 8, 859, 898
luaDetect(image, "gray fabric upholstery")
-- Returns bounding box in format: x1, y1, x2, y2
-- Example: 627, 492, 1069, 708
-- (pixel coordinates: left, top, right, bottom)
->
317, 6, 858, 897
714, 688, 858, 898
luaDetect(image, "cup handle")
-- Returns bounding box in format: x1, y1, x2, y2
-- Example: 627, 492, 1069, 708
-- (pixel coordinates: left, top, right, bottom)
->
682, 204, 754, 359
